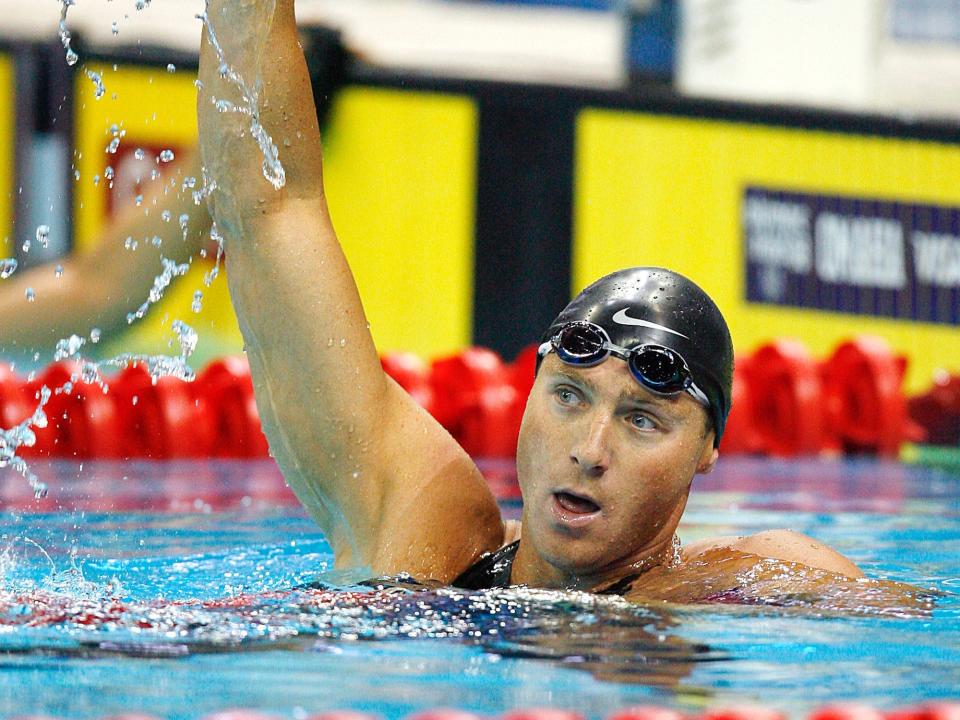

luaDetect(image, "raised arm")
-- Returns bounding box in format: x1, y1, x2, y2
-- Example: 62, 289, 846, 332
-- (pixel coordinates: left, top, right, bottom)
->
0, 151, 208, 360
197, 0, 503, 580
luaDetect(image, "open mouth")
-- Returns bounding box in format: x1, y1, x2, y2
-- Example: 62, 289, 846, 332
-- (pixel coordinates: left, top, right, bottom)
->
553, 490, 601, 516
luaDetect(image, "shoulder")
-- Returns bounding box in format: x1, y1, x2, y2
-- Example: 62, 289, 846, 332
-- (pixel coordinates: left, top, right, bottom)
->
684, 529, 863, 579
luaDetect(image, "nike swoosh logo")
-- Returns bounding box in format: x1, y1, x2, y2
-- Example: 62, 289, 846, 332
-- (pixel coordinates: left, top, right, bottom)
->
611, 308, 689, 339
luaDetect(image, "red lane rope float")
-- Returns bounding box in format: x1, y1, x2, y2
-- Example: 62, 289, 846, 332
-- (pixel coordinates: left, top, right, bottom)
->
195, 357, 269, 458
907, 372, 960, 446
886, 704, 960, 720
821, 337, 920, 456
718, 356, 761, 455
28, 362, 125, 459
10, 704, 958, 720
743, 340, 827, 457
608, 708, 685, 720
408, 711, 486, 720
809, 705, 886, 720
382, 351, 437, 417
111, 364, 212, 459
501, 710, 584, 720
0, 363, 33, 431
430, 348, 522, 458
699, 708, 786, 720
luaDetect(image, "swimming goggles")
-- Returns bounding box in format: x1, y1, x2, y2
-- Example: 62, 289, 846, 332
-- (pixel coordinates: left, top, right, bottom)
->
538, 321, 710, 408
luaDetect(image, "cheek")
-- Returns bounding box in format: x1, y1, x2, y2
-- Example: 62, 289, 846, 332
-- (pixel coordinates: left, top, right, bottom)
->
516, 396, 546, 487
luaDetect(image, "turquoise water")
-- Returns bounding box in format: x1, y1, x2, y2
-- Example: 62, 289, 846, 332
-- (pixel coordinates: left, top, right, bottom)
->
0, 457, 958, 719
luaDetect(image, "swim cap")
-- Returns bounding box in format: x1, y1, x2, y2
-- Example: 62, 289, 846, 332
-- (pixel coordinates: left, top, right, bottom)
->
537, 267, 733, 446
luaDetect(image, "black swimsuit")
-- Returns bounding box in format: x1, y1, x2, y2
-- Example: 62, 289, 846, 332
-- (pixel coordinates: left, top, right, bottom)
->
451, 541, 639, 595
452, 541, 520, 590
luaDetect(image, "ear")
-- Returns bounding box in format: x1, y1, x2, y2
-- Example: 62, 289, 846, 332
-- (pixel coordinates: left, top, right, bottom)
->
696, 437, 719, 475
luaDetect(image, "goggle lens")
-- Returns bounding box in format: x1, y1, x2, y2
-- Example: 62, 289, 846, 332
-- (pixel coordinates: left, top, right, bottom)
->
629, 347, 688, 392
554, 323, 607, 364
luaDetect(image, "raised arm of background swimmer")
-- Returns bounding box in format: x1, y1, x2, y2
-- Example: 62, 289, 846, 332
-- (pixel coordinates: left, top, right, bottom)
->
0, 151, 208, 360
196, 0, 503, 579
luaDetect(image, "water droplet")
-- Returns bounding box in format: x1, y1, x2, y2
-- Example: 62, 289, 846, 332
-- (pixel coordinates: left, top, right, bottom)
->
192, 290, 203, 313
132, 395, 138, 406
25, 287, 35, 302
161, 210, 172, 222
93, 174, 101, 186
339, 338, 347, 347
135, 194, 144, 206
124, 236, 138, 251
166, 63, 176, 73
54, 264, 63, 278
134, 148, 145, 160
327, 338, 334, 347
151, 235, 162, 247
111, 21, 119, 34
0, 258, 17, 279
159, 149, 175, 163
90, 328, 101, 343
106, 137, 121, 154
105, 166, 115, 180
65, 48, 78, 66
36, 225, 50, 248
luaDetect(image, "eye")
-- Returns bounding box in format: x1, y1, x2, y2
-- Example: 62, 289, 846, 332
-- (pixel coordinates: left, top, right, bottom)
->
628, 412, 656, 431
553, 386, 581, 407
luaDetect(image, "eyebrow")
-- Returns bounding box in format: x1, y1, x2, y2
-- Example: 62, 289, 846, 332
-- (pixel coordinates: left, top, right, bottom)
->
549, 366, 678, 412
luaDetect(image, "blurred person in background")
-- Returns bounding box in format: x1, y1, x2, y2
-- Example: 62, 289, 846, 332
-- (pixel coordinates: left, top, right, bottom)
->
0, 150, 209, 363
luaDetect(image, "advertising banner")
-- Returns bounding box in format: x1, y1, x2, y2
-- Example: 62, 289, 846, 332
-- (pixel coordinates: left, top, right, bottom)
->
745, 187, 960, 325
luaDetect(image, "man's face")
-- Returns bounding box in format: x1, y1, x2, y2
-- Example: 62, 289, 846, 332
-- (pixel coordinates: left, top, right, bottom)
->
515, 353, 718, 585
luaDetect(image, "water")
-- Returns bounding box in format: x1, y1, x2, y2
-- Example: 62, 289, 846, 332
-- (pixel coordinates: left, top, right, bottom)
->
0, 457, 957, 719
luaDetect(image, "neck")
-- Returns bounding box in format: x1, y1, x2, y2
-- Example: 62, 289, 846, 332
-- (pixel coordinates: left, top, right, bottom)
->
511, 532, 681, 593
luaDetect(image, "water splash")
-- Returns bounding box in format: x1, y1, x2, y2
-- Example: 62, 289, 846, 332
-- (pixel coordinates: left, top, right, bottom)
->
85, 69, 106, 100
0, 386, 52, 498
58, 0, 78, 66
126, 256, 191, 324
199, 5, 286, 190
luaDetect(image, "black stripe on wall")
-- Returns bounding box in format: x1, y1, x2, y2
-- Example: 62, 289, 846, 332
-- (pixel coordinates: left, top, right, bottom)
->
472, 86, 576, 361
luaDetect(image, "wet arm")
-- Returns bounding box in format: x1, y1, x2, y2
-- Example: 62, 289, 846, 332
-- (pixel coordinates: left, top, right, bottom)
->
196, 0, 503, 578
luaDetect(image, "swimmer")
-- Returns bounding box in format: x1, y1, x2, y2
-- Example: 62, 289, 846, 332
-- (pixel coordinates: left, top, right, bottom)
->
196, 0, 927, 608
0, 150, 209, 362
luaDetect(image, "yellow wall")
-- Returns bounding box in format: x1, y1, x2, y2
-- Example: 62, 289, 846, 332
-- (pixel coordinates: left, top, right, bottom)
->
574, 109, 960, 392
73, 70, 477, 362
0, 54, 14, 258
321, 86, 478, 358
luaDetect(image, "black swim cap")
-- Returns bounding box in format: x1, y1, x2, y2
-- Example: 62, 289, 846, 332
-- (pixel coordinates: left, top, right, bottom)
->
537, 267, 734, 447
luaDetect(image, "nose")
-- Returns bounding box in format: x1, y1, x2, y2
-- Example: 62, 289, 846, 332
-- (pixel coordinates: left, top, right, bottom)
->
570, 413, 611, 477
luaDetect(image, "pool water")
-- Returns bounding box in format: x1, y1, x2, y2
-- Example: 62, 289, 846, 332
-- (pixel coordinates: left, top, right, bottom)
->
0, 457, 958, 719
